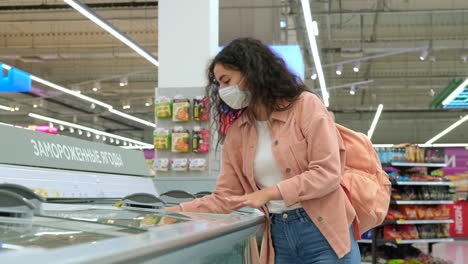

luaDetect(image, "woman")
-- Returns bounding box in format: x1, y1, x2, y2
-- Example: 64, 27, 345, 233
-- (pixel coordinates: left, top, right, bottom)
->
167, 38, 361, 264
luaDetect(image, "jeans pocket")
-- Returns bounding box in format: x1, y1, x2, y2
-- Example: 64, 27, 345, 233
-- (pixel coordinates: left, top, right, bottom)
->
301, 213, 317, 228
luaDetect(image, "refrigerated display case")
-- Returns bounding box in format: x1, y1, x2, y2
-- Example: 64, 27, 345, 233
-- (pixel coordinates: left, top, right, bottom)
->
0, 189, 263, 264
0, 123, 265, 263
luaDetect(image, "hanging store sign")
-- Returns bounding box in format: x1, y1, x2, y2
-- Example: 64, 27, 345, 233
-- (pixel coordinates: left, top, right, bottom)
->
0, 123, 149, 176
443, 147, 468, 176
0, 64, 31, 92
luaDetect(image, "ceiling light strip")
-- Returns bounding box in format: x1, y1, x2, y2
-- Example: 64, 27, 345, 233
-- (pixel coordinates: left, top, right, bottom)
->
121, 146, 153, 150
2, 64, 156, 128
28, 113, 153, 148
1, 64, 12, 70
442, 78, 468, 105
64, 0, 159, 67
373, 143, 468, 148
0, 105, 13, 111
425, 115, 468, 144
30, 75, 113, 109
300, 0, 329, 107
109, 109, 156, 128
367, 104, 384, 140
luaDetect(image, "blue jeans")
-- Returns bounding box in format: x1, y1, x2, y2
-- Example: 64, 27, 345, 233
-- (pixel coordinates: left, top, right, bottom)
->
271, 208, 361, 264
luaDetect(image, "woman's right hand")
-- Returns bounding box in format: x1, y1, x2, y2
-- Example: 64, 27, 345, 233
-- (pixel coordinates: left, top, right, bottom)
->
165, 206, 181, 212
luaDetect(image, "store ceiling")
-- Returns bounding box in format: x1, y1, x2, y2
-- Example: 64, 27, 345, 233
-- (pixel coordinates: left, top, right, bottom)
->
0, 0, 467, 145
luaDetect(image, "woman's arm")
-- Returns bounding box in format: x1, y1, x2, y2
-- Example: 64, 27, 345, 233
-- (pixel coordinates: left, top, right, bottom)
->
166, 135, 245, 214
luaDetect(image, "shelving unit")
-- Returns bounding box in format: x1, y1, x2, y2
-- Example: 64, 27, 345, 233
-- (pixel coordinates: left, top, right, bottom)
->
379, 238, 454, 244
393, 181, 453, 186
385, 219, 454, 225
391, 200, 454, 205
390, 162, 448, 167
362, 155, 454, 264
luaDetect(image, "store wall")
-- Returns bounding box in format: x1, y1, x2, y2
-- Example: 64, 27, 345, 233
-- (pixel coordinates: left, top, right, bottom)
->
219, 0, 281, 45
158, 0, 219, 88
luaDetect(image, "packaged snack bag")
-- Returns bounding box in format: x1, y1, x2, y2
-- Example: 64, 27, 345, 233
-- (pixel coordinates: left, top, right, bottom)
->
154, 128, 171, 150
434, 148, 445, 163
440, 205, 450, 220
421, 186, 431, 200
425, 207, 435, 219
416, 147, 425, 163
154, 158, 169, 172
416, 206, 427, 219
425, 148, 435, 163
433, 206, 444, 220
384, 225, 401, 240
403, 206, 418, 220
172, 96, 190, 122
155, 96, 172, 118
192, 127, 210, 153
430, 169, 444, 177
193, 96, 209, 121
438, 224, 450, 238
387, 260, 405, 264
398, 224, 419, 239
391, 188, 402, 200
417, 225, 429, 239
401, 186, 416, 200
406, 145, 417, 162
171, 127, 190, 153
171, 158, 188, 171
189, 158, 207, 171
386, 209, 404, 220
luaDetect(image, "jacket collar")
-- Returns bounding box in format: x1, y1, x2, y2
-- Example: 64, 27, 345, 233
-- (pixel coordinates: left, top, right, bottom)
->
237, 107, 291, 127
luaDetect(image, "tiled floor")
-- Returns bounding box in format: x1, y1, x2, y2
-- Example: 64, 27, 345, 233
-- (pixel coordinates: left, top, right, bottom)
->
432, 240, 468, 264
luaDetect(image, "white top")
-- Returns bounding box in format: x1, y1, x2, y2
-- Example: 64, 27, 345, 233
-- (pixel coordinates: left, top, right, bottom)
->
253, 121, 302, 213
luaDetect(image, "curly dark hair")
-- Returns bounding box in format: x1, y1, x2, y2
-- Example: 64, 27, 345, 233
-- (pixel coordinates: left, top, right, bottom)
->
205, 37, 312, 146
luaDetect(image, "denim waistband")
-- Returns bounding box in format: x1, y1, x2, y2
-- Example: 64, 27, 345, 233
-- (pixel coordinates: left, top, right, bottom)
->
270, 208, 309, 223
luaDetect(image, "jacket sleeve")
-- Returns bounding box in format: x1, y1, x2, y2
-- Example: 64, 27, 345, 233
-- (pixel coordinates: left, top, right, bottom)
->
277, 94, 344, 207
178, 134, 245, 214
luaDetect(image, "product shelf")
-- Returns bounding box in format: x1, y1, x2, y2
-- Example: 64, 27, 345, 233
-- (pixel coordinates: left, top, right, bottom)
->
390, 162, 447, 167
391, 200, 454, 205
392, 181, 453, 186
357, 239, 373, 244
373, 148, 453, 263
384, 219, 454, 225
378, 238, 454, 244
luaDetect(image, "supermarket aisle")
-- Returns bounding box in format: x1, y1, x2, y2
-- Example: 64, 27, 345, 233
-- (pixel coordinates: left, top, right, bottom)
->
432, 241, 468, 264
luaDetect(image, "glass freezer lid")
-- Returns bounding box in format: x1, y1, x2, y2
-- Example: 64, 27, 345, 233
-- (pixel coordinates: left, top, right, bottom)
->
0, 217, 116, 251
42, 206, 193, 230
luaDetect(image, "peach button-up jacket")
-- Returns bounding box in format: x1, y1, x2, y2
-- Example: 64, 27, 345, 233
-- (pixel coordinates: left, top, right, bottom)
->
178, 92, 356, 263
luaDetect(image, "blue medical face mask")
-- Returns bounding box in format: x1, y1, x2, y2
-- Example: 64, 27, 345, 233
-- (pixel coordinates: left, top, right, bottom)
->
218, 78, 250, 109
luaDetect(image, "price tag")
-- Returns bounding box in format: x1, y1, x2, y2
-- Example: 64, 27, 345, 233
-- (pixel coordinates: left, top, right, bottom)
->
395, 239, 402, 244
399, 219, 406, 224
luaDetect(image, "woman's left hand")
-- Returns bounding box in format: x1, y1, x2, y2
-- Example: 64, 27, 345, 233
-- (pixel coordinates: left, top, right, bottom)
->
226, 186, 282, 210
